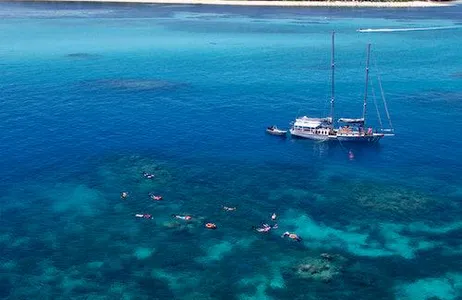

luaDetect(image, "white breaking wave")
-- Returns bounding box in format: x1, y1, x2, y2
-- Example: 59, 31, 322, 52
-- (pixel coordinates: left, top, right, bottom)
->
357, 25, 461, 33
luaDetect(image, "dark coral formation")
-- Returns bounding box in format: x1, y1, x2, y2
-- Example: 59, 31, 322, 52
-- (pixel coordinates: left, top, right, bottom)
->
293, 253, 346, 283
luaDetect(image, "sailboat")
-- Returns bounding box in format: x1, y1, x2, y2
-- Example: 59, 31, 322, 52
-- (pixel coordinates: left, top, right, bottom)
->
289, 32, 394, 143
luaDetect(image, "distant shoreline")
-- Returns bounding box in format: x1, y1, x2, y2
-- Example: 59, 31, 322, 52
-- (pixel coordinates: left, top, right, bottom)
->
18, 0, 454, 8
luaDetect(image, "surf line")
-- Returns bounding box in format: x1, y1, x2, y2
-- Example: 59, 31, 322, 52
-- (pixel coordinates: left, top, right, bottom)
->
357, 25, 461, 33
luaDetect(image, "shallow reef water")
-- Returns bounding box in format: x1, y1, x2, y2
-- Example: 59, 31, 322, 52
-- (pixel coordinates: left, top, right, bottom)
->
1, 154, 461, 299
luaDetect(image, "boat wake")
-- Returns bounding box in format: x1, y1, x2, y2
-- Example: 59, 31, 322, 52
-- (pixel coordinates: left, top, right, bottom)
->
357, 26, 461, 33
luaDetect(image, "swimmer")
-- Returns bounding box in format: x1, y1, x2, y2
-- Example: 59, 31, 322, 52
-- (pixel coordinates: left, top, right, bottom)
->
223, 206, 236, 211
143, 172, 155, 179
121, 191, 129, 199
135, 213, 152, 219
253, 223, 277, 233
150, 194, 163, 201
271, 213, 277, 221
282, 231, 302, 242
348, 150, 355, 160
255, 224, 271, 232
172, 214, 192, 221
205, 223, 217, 229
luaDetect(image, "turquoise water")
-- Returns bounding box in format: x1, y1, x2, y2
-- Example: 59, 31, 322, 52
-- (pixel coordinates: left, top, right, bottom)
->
1, 2, 462, 299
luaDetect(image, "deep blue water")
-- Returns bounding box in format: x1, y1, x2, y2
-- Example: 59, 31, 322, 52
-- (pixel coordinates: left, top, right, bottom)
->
0, 2, 461, 299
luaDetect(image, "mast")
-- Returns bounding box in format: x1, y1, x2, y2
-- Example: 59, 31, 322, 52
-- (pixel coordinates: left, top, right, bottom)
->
362, 43, 371, 124
330, 31, 335, 127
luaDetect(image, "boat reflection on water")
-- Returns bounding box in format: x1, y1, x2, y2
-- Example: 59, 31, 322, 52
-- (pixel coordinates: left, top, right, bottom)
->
291, 137, 383, 161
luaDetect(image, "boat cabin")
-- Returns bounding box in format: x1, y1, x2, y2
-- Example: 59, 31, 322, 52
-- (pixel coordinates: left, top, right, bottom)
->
291, 116, 334, 136
336, 118, 373, 136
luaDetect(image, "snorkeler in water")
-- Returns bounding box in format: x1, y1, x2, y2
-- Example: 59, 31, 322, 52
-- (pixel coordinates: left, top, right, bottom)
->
256, 224, 271, 232
143, 172, 155, 179
282, 231, 302, 242
172, 214, 192, 221
135, 213, 152, 219
149, 193, 163, 201
348, 150, 355, 160
253, 223, 278, 233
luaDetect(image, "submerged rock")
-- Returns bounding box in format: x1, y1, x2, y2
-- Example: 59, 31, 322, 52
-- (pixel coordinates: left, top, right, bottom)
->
66, 53, 101, 59
450, 72, 462, 78
134, 247, 155, 260
161, 221, 181, 229
353, 185, 430, 216
320, 253, 333, 260
81, 79, 187, 92
293, 253, 345, 283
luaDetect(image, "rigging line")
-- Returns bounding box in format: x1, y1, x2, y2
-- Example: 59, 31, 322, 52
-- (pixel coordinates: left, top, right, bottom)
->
371, 81, 383, 130
372, 56, 393, 130
337, 138, 349, 154
294, 108, 301, 121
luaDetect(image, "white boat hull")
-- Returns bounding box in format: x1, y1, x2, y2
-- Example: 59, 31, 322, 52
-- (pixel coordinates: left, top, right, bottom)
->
289, 129, 333, 141
290, 129, 384, 143
336, 133, 384, 143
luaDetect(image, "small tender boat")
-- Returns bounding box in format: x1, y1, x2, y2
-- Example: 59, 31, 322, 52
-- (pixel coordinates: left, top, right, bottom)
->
266, 126, 287, 136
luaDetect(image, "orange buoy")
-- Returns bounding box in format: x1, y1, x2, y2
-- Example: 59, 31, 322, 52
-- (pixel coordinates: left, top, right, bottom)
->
205, 223, 217, 229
